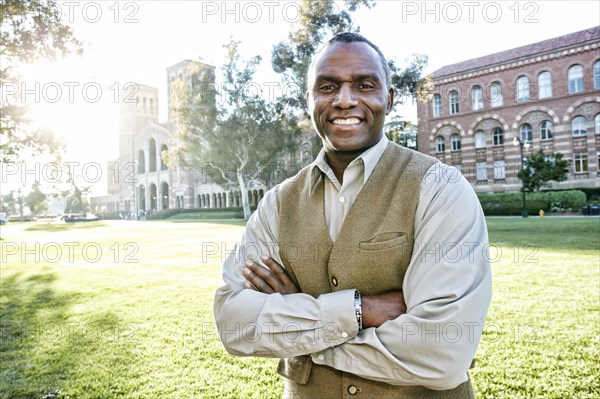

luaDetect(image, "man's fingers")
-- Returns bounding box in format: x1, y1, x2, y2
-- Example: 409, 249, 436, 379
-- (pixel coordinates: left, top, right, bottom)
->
243, 264, 275, 294
261, 256, 294, 287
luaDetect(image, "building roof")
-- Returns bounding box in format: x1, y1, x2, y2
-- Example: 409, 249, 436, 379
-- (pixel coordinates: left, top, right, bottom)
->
431, 26, 600, 79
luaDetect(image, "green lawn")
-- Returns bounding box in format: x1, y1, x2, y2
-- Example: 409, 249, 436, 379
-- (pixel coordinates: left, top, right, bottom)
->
1, 218, 598, 398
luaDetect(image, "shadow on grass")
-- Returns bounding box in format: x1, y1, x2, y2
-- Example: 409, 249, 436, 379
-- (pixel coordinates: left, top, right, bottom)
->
0, 269, 134, 398
25, 222, 108, 232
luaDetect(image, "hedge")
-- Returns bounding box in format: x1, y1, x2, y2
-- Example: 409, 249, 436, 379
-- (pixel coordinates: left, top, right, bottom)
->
477, 190, 587, 216
145, 206, 256, 220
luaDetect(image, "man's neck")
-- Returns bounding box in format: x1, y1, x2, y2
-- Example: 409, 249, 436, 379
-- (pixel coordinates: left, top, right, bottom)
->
324, 149, 363, 185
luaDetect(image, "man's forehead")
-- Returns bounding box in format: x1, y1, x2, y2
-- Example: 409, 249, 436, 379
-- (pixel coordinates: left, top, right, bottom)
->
310, 42, 383, 80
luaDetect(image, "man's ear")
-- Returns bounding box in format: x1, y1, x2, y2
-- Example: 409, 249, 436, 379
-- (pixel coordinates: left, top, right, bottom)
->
386, 87, 395, 115
305, 90, 312, 112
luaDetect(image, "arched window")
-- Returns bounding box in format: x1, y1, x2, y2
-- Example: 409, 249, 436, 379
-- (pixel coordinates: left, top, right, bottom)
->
516, 76, 530, 103
138, 150, 145, 174
594, 60, 600, 89
572, 116, 587, 136
161, 182, 169, 210
451, 134, 461, 151
432, 94, 442, 117
149, 138, 157, 172
471, 85, 483, 111
538, 71, 552, 99
595, 114, 600, 134
435, 136, 445, 153
160, 144, 168, 170
475, 130, 486, 149
490, 82, 503, 107
492, 128, 504, 146
540, 121, 554, 140
568, 65, 584, 94
449, 91, 459, 114
520, 124, 533, 142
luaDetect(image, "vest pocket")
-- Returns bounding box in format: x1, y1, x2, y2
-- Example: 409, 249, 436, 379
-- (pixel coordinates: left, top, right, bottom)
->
358, 232, 407, 251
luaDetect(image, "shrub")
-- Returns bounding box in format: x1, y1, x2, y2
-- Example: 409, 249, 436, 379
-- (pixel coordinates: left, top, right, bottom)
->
477, 190, 587, 216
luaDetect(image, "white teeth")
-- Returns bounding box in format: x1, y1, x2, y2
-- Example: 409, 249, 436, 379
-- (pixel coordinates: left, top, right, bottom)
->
332, 118, 360, 125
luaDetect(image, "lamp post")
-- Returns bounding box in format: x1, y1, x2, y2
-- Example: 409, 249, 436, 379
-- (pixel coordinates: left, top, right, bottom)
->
513, 136, 531, 218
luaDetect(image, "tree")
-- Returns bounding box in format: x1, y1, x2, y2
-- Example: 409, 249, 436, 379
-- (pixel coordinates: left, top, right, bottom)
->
1, 0, 81, 162
518, 150, 569, 192
25, 181, 47, 215
384, 116, 418, 150
271, 0, 429, 114
169, 40, 298, 220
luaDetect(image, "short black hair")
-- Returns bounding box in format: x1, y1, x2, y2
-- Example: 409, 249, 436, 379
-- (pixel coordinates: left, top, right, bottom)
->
309, 32, 392, 88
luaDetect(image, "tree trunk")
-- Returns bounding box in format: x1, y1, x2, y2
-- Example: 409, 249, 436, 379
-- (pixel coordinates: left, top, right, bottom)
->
237, 168, 252, 220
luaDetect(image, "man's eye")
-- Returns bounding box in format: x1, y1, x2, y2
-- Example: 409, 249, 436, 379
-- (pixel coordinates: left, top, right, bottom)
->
357, 83, 375, 90
318, 84, 336, 91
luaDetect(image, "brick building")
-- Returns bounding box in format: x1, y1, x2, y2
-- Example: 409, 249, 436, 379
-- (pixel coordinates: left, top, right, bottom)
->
417, 26, 600, 192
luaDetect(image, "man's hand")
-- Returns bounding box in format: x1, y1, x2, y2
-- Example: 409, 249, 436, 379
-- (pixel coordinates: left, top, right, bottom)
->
362, 291, 406, 329
243, 256, 300, 295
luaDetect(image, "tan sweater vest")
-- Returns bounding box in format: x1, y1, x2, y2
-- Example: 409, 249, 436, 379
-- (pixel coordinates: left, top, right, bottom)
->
276, 142, 475, 398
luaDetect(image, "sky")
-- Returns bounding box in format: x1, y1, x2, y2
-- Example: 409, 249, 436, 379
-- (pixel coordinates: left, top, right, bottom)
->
7, 0, 600, 195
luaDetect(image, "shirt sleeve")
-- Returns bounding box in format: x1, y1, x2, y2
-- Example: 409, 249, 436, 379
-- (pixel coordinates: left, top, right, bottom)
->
310, 163, 493, 390
213, 185, 359, 358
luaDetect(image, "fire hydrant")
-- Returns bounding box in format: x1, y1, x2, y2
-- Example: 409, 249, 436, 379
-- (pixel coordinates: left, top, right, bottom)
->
539, 209, 545, 217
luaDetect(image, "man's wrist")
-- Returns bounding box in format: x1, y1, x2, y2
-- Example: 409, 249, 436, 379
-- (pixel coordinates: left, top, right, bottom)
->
354, 289, 363, 332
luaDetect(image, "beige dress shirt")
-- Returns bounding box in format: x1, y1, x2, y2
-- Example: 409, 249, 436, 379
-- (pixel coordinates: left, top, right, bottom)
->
213, 136, 492, 390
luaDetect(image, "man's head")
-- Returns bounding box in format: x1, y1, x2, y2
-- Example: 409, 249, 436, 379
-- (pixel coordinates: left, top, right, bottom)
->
309, 32, 392, 89
306, 32, 394, 156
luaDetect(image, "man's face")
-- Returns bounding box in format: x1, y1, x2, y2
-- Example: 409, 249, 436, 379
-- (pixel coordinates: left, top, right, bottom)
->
306, 41, 394, 154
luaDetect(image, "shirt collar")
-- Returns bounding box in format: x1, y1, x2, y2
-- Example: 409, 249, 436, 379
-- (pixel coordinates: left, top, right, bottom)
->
308, 135, 390, 196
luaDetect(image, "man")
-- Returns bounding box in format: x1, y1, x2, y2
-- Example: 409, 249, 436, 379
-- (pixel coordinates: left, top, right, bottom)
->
214, 32, 492, 398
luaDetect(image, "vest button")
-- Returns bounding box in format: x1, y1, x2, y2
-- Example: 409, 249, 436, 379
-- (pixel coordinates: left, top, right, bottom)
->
348, 385, 358, 395
332, 277, 338, 286
338, 196, 346, 203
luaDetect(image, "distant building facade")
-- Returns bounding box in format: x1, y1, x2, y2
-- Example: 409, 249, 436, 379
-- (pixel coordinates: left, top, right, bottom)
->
91, 60, 267, 217
417, 26, 600, 192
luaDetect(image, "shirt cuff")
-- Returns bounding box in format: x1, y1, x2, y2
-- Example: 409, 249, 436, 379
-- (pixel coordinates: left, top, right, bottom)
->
317, 289, 358, 346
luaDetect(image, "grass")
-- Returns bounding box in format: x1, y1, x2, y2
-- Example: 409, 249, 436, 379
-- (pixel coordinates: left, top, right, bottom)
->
0, 217, 598, 398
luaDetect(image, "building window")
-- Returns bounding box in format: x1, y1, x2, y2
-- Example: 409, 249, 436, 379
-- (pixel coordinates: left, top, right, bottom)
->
476, 162, 487, 181
472, 86, 483, 111
149, 138, 157, 172
520, 124, 533, 142
595, 114, 600, 134
492, 128, 504, 146
490, 82, 503, 107
160, 144, 168, 170
475, 130, 486, 149
568, 65, 584, 94
432, 94, 442, 117
449, 91, 459, 114
493, 160, 506, 179
435, 136, 445, 153
137, 150, 146, 174
540, 121, 554, 140
451, 134, 461, 151
594, 60, 600, 89
538, 71, 552, 99
573, 153, 588, 173
572, 116, 587, 136
516, 76, 530, 103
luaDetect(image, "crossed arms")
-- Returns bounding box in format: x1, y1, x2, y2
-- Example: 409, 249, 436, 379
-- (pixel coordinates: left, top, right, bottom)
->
213, 163, 492, 390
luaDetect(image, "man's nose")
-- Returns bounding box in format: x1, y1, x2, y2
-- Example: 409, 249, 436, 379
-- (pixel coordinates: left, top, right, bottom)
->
332, 84, 358, 108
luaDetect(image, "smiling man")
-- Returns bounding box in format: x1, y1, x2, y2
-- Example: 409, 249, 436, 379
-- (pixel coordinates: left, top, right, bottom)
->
214, 32, 492, 398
